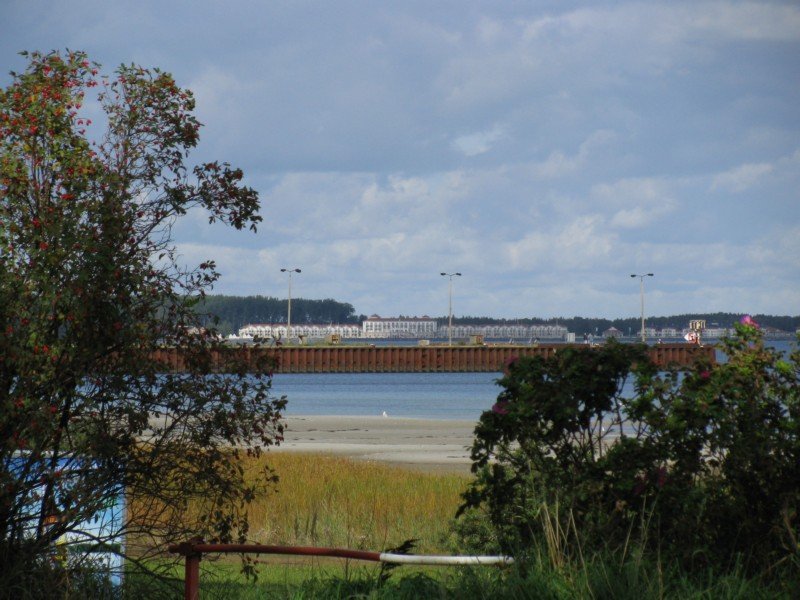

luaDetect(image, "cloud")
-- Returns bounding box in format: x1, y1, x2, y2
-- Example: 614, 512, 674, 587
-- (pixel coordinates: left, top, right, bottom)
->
591, 177, 678, 228
689, 1, 800, 42
532, 130, 617, 178
522, 3, 800, 46
503, 215, 617, 271
711, 162, 774, 193
451, 125, 506, 156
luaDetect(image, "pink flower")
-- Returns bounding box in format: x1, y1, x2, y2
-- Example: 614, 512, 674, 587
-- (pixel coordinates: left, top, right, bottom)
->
740, 315, 759, 328
700, 370, 711, 380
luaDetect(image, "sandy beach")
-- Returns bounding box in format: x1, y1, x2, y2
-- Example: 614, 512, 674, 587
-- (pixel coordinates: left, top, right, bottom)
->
273, 415, 478, 474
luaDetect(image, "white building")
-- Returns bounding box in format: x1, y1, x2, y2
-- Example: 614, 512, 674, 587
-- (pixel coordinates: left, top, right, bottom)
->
690, 327, 732, 339
238, 323, 362, 339
445, 324, 569, 340
361, 315, 438, 339
240, 317, 569, 341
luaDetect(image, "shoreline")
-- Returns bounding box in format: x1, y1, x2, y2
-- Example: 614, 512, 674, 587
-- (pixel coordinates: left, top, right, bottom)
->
273, 415, 478, 474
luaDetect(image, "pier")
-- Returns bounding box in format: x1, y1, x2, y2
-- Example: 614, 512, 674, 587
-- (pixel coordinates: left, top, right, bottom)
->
151, 343, 715, 373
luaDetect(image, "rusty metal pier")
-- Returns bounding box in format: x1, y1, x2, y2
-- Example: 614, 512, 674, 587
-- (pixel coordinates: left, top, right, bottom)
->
152, 343, 714, 373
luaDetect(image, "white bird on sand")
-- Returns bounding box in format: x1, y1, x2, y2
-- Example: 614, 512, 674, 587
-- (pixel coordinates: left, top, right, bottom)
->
382, 411, 388, 418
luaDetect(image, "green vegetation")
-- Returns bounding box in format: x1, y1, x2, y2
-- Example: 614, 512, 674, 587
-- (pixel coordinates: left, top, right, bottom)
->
0, 50, 284, 597
198, 295, 364, 335
125, 448, 796, 598
130, 453, 469, 555
123, 558, 794, 599
459, 324, 799, 592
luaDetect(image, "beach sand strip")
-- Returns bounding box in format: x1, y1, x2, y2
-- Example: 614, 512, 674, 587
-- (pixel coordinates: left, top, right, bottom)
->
273, 415, 478, 474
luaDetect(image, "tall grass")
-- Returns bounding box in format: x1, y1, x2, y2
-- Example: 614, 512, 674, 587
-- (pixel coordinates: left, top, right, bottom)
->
241, 453, 469, 553
124, 454, 795, 598
128, 452, 469, 555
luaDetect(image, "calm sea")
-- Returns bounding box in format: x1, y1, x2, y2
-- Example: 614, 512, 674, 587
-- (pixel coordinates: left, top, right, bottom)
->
271, 340, 795, 421
273, 372, 501, 420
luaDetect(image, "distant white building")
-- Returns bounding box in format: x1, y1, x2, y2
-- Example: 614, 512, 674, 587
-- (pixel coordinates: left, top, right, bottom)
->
689, 327, 732, 339
447, 324, 568, 340
362, 315, 438, 338
240, 317, 570, 341
238, 323, 362, 339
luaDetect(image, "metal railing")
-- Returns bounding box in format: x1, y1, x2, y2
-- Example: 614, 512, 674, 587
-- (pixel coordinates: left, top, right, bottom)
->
169, 539, 513, 599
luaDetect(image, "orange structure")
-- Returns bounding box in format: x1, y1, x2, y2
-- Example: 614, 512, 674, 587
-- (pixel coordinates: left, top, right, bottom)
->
151, 343, 714, 374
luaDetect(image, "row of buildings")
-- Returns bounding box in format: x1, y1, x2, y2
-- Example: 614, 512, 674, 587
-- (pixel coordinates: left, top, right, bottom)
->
237, 315, 570, 340
237, 316, 773, 342
603, 326, 741, 339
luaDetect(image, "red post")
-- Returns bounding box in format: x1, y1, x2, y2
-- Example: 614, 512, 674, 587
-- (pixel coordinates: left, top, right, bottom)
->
184, 552, 200, 600
171, 539, 203, 600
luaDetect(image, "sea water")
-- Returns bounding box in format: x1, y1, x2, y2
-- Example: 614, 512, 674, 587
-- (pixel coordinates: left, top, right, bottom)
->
272, 371, 502, 420
271, 340, 796, 421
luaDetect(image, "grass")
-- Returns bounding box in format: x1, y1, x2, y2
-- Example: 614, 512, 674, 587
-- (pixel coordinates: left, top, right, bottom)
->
123, 446, 473, 596
123, 453, 797, 598
241, 453, 469, 553
127, 451, 469, 557
125, 555, 795, 599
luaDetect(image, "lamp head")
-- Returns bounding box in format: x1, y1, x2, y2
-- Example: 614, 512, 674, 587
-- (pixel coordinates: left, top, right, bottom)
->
440, 272, 446, 276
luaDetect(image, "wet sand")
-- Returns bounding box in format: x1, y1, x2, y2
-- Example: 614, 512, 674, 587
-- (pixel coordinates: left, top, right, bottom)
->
273, 415, 478, 474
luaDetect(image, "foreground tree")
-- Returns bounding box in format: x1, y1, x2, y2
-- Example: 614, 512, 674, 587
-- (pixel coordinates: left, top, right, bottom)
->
0, 50, 284, 595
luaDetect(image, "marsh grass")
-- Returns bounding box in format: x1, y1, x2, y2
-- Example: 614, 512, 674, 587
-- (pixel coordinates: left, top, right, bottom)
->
126, 454, 795, 598
126, 450, 471, 597
241, 453, 469, 553
128, 452, 469, 555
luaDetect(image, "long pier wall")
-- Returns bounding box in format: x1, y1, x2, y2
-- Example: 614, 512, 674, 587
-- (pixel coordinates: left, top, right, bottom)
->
152, 343, 715, 373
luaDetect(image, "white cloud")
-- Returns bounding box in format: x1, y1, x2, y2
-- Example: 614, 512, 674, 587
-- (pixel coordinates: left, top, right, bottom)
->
711, 162, 774, 193
503, 215, 617, 271
690, 1, 800, 42
532, 130, 616, 178
591, 177, 678, 228
451, 125, 506, 156
522, 3, 800, 46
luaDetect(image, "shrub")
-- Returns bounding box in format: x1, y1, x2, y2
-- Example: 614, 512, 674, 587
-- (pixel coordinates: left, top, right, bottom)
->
459, 326, 800, 577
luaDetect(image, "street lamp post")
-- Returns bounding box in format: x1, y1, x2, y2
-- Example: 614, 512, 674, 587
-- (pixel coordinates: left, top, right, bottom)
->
281, 268, 301, 341
630, 273, 654, 343
440, 272, 461, 346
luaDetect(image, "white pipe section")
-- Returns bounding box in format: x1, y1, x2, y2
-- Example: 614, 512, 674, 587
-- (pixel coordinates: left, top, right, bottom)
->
379, 553, 514, 566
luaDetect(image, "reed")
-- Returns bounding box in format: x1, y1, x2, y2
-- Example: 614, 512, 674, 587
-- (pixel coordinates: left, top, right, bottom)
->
239, 453, 469, 553
127, 452, 468, 556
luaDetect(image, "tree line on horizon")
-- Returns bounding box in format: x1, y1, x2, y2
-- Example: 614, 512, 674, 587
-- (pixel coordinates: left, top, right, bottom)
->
197, 295, 366, 335
198, 295, 799, 337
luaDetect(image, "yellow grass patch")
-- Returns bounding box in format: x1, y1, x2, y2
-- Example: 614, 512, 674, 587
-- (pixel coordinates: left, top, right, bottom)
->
241, 453, 469, 554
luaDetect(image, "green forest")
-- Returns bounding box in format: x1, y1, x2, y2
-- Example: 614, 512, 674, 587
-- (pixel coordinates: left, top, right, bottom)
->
197, 295, 799, 337
197, 295, 365, 335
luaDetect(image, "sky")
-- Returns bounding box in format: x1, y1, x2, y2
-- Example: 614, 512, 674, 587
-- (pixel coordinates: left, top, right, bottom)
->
2, 1, 799, 319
